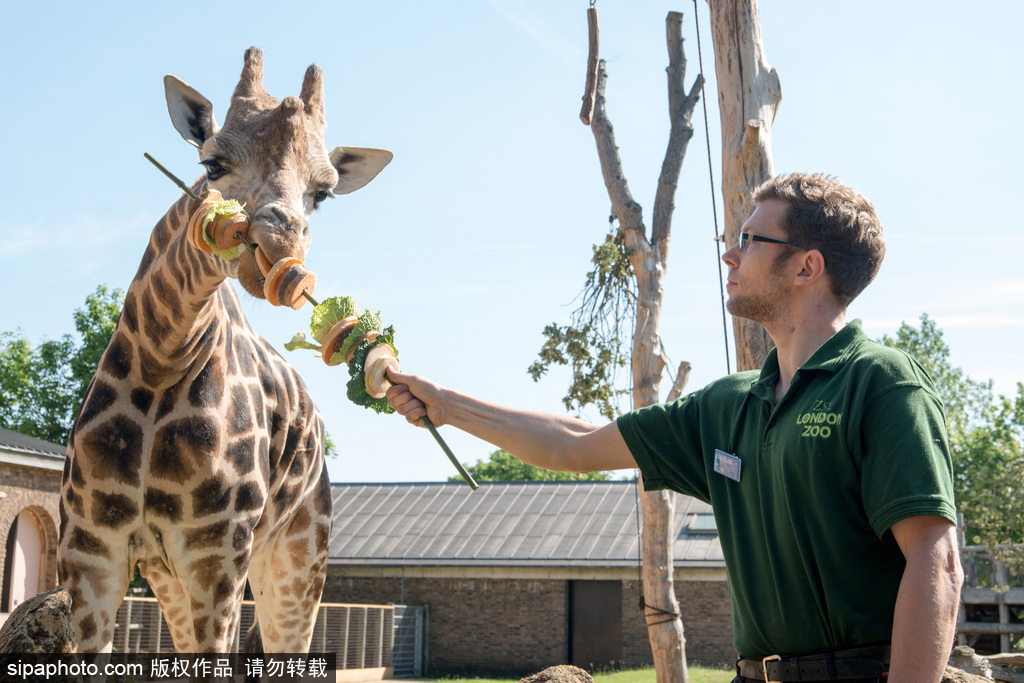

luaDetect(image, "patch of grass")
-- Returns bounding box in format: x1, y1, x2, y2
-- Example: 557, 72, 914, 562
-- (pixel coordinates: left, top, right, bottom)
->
593, 665, 733, 683
432, 665, 734, 683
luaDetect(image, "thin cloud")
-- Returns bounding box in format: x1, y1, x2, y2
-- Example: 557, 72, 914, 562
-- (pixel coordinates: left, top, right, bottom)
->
485, 0, 584, 65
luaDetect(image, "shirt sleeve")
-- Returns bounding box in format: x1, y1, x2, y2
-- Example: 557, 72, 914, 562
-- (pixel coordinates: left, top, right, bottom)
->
616, 392, 712, 503
857, 378, 958, 538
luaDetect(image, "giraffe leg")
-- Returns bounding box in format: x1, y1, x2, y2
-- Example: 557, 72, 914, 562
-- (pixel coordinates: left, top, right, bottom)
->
57, 523, 132, 653
247, 495, 330, 652
142, 567, 197, 652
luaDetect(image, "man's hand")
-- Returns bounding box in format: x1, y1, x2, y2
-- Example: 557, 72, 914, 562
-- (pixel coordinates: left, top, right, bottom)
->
385, 368, 444, 427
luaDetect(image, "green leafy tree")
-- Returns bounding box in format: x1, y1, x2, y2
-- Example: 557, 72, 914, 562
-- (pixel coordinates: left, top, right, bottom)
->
0, 285, 124, 444
450, 448, 613, 482
881, 314, 1023, 575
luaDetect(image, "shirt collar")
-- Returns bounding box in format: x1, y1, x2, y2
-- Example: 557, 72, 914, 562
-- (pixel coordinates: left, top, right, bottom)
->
748, 320, 867, 402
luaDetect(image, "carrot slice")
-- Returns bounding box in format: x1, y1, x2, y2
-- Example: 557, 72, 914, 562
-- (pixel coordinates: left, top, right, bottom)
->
320, 316, 359, 366
263, 257, 303, 306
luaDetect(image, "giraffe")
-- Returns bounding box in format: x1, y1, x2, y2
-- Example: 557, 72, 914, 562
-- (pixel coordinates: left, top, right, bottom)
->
56, 47, 392, 653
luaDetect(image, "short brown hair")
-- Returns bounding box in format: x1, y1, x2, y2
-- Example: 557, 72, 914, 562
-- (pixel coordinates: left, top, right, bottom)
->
754, 173, 885, 308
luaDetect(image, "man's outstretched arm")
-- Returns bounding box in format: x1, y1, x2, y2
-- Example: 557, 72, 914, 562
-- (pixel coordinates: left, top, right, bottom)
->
386, 369, 637, 473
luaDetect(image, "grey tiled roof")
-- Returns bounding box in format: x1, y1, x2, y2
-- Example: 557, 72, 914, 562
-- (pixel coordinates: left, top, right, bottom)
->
0, 427, 66, 460
328, 480, 724, 569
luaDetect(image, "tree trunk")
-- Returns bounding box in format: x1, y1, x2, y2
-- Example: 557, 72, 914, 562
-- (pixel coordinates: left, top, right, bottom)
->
708, 0, 781, 371
589, 12, 702, 683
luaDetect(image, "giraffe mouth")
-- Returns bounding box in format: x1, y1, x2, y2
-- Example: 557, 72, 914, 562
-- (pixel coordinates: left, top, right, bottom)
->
236, 233, 319, 309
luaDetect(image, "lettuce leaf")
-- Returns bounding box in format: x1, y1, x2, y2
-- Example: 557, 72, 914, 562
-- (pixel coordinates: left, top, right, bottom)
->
339, 310, 383, 360
200, 200, 246, 260
309, 296, 361, 343
284, 332, 321, 353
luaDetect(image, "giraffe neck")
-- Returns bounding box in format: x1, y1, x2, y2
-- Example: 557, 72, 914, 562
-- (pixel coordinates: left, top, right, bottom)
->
116, 181, 244, 388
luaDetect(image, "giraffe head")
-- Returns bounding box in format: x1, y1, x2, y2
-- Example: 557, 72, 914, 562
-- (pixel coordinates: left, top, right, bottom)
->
164, 47, 392, 300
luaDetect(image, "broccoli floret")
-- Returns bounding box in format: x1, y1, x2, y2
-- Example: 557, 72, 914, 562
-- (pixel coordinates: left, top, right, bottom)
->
339, 310, 383, 359
345, 326, 398, 414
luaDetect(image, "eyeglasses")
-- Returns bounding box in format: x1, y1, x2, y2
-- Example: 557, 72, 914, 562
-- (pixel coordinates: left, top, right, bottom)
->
738, 232, 808, 252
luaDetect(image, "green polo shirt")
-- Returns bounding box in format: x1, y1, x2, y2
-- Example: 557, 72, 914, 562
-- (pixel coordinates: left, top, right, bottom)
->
617, 320, 956, 657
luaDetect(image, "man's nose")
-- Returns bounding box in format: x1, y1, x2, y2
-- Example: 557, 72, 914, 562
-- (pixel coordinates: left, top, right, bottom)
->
722, 243, 740, 268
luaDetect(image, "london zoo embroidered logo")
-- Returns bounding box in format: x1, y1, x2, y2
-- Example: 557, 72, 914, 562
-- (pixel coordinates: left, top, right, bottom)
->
796, 399, 842, 439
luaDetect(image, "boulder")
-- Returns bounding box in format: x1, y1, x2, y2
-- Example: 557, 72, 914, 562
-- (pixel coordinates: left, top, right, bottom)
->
520, 665, 595, 683
0, 586, 77, 653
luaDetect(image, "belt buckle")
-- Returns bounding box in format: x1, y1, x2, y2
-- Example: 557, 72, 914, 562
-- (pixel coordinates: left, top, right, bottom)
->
762, 654, 781, 683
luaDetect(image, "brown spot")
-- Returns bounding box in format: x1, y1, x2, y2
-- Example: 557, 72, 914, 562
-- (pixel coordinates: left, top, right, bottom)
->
80, 613, 97, 642
101, 333, 134, 380
193, 475, 231, 517
234, 481, 264, 512
68, 528, 110, 558
234, 336, 256, 377
188, 356, 224, 408
289, 506, 312, 535
228, 385, 253, 435
151, 416, 220, 480
154, 381, 184, 421
92, 490, 139, 529
188, 557, 224, 593
185, 520, 230, 550
145, 488, 183, 522
79, 415, 144, 486
194, 616, 209, 645
249, 386, 265, 427
121, 291, 140, 333
131, 387, 154, 415
316, 522, 330, 551
287, 537, 309, 566
77, 380, 118, 428
314, 468, 332, 516
226, 436, 256, 473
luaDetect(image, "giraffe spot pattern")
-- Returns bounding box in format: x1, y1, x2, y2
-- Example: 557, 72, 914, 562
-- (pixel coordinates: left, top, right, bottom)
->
188, 357, 224, 408
151, 416, 219, 481
101, 333, 134, 380
79, 415, 144, 486
228, 385, 253, 435
131, 387, 154, 415
192, 474, 231, 517
184, 520, 231, 550
76, 380, 118, 429
144, 488, 183, 522
68, 527, 110, 558
91, 490, 140, 529
226, 436, 256, 473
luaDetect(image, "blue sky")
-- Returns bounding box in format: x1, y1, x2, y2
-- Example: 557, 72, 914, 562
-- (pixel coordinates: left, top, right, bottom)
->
2, 1, 1021, 484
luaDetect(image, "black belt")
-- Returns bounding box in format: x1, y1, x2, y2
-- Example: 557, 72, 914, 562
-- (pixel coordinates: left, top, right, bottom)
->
736, 645, 890, 682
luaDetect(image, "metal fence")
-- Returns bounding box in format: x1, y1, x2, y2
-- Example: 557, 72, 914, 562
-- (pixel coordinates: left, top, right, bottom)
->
112, 598, 425, 676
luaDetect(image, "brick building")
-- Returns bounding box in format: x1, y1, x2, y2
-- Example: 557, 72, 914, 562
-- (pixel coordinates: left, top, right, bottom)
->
0, 427, 64, 613
322, 481, 735, 675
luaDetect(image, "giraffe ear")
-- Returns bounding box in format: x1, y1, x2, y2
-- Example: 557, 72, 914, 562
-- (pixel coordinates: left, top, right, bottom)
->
164, 75, 221, 151
329, 147, 393, 195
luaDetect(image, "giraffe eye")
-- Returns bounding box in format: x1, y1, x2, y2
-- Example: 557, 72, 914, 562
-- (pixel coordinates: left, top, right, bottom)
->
313, 190, 333, 208
201, 159, 226, 180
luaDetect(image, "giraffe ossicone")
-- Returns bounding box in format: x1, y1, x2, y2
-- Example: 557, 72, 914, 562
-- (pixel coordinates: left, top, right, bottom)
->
57, 47, 392, 654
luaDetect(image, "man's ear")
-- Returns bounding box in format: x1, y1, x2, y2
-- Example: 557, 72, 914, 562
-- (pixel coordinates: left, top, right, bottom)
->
164, 75, 220, 152
795, 249, 828, 287
329, 147, 393, 195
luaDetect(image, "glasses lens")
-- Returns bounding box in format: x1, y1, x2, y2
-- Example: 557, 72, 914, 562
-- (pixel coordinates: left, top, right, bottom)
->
739, 232, 750, 251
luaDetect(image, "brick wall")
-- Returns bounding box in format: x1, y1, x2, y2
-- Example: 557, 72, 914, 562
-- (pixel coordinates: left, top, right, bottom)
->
324, 570, 735, 675
0, 462, 64, 606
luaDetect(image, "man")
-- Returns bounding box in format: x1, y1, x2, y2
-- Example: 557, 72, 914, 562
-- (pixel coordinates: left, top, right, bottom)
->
386, 173, 963, 682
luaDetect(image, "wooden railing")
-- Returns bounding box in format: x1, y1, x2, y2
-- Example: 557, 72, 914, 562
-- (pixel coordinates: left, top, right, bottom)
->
957, 542, 1024, 653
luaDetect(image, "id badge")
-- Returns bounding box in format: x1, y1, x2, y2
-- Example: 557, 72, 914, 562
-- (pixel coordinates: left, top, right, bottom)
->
714, 449, 741, 482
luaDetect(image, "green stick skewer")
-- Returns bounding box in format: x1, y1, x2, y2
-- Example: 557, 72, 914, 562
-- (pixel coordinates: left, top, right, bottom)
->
144, 152, 199, 201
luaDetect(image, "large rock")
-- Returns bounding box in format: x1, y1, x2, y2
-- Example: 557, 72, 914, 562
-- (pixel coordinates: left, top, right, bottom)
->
0, 586, 77, 653
520, 665, 595, 683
